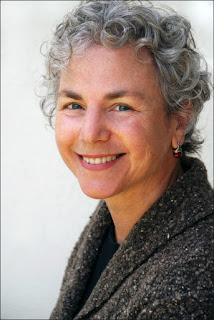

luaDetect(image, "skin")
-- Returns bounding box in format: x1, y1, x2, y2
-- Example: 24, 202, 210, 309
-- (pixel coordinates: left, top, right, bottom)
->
55, 45, 186, 244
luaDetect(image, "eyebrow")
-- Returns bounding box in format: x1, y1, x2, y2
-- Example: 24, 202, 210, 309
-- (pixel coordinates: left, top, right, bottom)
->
58, 89, 145, 100
104, 90, 145, 100
58, 90, 82, 100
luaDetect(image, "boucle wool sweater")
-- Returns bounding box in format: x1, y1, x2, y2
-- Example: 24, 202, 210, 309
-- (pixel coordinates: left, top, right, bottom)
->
50, 157, 214, 320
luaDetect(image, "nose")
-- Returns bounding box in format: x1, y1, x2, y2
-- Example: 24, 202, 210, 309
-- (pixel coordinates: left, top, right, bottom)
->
79, 108, 110, 144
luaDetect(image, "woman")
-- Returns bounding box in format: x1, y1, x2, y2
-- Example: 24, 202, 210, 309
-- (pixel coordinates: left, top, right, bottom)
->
40, 1, 213, 319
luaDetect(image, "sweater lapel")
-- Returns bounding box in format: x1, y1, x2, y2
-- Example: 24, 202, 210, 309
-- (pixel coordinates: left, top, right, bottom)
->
51, 201, 112, 319
75, 158, 213, 319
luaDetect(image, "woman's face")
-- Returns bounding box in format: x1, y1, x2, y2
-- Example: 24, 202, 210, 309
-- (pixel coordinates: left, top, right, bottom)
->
55, 45, 178, 199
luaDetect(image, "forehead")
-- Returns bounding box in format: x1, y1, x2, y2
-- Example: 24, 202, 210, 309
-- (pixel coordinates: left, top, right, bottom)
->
59, 45, 161, 100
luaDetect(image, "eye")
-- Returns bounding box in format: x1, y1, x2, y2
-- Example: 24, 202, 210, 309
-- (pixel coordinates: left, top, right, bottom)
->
114, 105, 131, 111
67, 103, 84, 110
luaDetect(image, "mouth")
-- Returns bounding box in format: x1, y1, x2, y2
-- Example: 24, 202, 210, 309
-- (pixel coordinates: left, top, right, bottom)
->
77, 153, 125, 170
80, 154, 124, 164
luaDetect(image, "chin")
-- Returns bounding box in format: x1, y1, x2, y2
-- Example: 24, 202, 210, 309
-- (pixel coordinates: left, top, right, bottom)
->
79, 182, 118, 200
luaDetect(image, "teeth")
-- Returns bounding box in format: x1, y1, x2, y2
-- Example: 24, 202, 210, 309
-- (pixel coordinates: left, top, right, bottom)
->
82, 155, 118, 164
94, 158, 101, 164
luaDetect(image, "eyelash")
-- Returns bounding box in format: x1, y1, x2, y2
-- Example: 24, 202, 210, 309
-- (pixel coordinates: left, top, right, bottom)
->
65, 103, 132, 112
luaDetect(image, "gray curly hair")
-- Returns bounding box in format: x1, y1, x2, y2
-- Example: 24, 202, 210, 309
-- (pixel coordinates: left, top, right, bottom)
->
40, 0, 212, 154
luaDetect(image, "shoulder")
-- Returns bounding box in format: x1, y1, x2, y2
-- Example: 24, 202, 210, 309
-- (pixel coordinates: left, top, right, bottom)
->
61, 201, 111, 284
134, 213, 214, 319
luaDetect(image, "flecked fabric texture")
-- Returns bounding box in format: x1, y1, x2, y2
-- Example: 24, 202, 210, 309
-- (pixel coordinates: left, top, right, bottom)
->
50, 157, 214, 320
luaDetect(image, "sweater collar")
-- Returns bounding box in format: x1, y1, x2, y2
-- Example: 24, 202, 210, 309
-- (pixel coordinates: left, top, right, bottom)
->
75, 157, 213, 319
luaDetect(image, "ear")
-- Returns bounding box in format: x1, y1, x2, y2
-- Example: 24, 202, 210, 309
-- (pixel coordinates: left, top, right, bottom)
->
171, 100, 193, 148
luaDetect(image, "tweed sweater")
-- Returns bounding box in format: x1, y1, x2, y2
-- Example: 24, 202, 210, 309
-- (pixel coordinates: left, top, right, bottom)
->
50, 157, 214, 320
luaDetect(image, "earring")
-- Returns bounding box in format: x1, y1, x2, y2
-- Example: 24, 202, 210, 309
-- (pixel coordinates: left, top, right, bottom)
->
173, 142, 182, 158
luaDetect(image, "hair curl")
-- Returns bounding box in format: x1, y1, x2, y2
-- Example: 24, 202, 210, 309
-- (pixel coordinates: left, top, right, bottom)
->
40, 0, 212, 155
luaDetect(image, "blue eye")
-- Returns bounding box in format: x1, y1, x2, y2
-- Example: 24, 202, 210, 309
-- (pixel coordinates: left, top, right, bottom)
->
115, 105, 131, 111
68, 103, 83, 110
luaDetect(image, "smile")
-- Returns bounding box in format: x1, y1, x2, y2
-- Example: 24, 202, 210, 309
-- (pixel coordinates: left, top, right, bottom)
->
78, 154, 124, 170
82, 155, 118, 164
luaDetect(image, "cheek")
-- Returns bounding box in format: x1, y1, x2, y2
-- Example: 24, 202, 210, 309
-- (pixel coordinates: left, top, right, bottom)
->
55, 115, 77, 150
120, 115, 151, 148
121, 114, 170, 157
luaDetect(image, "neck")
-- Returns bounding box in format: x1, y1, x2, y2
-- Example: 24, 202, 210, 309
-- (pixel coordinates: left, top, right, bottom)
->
105, 161, 183, 244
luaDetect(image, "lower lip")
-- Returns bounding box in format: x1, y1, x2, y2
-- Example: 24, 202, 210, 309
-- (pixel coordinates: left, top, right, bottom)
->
78, 155, 123, 171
